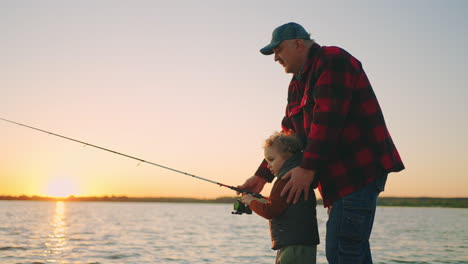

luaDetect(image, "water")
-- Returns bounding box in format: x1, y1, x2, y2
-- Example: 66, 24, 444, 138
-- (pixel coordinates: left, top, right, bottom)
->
0, 201, 466, 264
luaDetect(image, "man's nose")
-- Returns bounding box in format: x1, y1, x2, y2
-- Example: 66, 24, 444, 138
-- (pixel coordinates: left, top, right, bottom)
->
274, 53, 279, 62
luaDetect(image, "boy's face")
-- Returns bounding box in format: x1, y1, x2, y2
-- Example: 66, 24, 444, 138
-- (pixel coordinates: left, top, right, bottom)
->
264, 146, 288, 177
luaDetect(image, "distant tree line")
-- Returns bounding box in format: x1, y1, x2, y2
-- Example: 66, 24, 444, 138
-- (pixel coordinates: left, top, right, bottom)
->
0, 195, 467, 208
376, 197, 468, 208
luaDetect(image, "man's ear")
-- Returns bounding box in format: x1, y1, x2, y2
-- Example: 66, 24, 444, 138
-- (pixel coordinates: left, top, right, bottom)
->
294, 39, 305, 51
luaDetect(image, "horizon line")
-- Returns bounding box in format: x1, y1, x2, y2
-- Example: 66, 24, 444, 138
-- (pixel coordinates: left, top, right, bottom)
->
1, 195, 468, 200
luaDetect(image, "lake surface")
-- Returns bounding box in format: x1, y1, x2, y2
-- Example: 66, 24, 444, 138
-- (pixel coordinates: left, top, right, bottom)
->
0, 201, 466, 264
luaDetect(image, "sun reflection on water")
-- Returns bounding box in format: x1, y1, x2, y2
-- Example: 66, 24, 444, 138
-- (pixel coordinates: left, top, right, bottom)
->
44, 201, 69, 262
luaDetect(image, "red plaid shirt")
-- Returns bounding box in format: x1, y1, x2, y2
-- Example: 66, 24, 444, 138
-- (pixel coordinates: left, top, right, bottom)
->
256, 43, 405, 207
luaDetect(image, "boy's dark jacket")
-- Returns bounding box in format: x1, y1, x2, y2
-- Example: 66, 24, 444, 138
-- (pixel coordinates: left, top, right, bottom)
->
270, 153, 320, 250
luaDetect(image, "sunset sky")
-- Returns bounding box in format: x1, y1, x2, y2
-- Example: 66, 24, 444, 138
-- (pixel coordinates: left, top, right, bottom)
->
1, 0, 467, 199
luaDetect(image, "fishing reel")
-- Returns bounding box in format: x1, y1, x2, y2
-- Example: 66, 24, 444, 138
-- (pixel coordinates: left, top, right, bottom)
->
232, 199, 252, 215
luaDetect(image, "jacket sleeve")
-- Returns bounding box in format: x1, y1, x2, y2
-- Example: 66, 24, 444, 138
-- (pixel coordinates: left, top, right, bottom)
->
249, 179, 289, 219
255, 160, 274, 182
300, 51, 357, 170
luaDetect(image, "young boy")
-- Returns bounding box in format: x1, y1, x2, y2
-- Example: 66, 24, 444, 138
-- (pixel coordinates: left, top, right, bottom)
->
241, 132, 319, 264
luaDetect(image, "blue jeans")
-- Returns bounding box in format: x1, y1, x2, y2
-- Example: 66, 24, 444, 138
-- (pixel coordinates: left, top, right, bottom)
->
325, 175, 386, 264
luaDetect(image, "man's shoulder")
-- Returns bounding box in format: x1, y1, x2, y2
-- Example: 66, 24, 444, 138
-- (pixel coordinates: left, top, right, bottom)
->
318, 46, 361, 70
321, 46, 352, 58
322, 45, 343, 53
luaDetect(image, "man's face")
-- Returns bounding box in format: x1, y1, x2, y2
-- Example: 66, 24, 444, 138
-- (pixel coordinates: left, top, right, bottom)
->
264, 146, 288, 177
273, 40, 303, 74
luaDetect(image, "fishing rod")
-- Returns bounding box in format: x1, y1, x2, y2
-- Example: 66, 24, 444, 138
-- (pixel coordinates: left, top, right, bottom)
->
0, 117, 265, 204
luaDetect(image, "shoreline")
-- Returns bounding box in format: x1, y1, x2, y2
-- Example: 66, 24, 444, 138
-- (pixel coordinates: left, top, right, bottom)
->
0, 196, 467, 208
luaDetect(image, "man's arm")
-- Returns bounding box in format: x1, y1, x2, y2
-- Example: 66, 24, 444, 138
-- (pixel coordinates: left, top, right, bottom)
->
282, 49, 357, 203
301, 50, 355, 170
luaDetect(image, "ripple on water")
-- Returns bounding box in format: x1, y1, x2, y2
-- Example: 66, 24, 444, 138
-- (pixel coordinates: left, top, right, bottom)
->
106, 252, 141, 259
0, 246, 28, 251
13, 262, 46, 264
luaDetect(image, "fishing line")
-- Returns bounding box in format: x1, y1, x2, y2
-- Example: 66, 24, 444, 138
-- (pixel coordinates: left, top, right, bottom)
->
0, 117, 264, 199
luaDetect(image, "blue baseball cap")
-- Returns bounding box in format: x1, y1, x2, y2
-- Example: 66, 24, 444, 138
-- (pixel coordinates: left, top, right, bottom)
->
260, 22, 311, 55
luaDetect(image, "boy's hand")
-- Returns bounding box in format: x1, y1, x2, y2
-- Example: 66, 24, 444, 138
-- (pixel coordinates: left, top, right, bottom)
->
241, 194, 255, 205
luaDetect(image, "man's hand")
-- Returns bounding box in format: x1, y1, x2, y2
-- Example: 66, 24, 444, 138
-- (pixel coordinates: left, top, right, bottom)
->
280, 167, 315, 204
237, 175, 267, 195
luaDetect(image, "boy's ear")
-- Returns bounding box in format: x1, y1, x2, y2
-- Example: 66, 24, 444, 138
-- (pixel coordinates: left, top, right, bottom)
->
282, 152, 293, 160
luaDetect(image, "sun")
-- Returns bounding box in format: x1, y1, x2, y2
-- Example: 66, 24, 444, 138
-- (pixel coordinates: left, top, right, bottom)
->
45, 177, 78, 198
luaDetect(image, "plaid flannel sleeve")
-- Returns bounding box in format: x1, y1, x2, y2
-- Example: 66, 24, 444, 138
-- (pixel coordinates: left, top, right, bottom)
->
300, 50, 356, 170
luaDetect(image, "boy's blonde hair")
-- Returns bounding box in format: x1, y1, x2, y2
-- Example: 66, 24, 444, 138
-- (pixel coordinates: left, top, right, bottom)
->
264, 132, 302, 155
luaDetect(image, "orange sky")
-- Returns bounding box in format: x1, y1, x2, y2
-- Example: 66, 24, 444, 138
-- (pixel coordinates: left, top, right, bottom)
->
1, 1, 467, 198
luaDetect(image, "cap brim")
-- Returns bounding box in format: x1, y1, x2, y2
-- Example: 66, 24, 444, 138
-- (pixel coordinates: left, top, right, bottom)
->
260, 40, 281, 55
